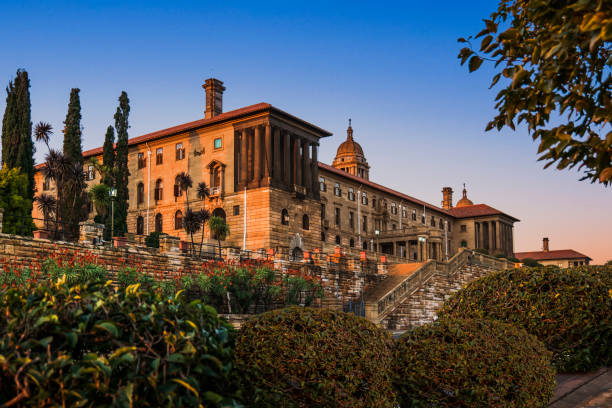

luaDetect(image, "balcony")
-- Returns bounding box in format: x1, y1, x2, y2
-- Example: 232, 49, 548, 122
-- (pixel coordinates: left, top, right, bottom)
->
209, 186, 221, 197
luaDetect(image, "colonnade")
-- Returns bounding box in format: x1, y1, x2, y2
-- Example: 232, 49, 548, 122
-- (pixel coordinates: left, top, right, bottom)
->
235, 123, 319, 197
475, 220, 513, 255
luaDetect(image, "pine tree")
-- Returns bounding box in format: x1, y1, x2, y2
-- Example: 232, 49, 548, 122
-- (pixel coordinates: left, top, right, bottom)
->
61, 88, 84, 239
113, 91, 130, 237
1, 69, 34, 199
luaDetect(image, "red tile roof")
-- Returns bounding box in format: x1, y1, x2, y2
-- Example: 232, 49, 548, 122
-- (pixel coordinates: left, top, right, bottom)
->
35, 102, 331, 169
447, 203, 519, 222
514, 249, 592, 261
318, 162, 452, 215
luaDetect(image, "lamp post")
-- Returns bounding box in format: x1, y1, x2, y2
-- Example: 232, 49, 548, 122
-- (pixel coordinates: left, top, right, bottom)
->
110, 187, 117, 239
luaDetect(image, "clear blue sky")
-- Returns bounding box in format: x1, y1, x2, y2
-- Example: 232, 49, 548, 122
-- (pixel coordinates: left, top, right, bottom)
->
1, 0, 610, 263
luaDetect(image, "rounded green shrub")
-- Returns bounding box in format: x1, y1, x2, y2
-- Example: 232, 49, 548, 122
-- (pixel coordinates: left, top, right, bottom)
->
438, 266, 612, 372
392, 319, 556, 408
0, 278, 238, 407
233, 306, 395, 407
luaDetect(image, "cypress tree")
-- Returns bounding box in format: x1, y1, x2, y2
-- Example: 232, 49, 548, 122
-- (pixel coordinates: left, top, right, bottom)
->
102, 125, 115, 187
1, 69, 34, 199
101, 126, 115, 240
113, 91, 130, 237
61, 88, 84, 239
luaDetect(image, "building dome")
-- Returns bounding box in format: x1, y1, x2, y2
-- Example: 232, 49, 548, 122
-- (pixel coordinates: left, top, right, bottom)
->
332, 119, 370, 179
456, 184, 474, 208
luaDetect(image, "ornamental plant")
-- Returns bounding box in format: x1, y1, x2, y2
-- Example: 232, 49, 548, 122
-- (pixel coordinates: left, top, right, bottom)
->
392, 319, 556, 407
0, 278, 239, 407
438, 265, 612, 372
233, 307, 396, 408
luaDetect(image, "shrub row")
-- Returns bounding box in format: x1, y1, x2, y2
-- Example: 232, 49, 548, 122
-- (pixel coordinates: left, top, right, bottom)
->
439, 265, 612, 372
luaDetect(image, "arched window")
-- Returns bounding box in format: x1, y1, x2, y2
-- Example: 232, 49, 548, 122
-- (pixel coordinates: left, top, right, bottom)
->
362, 241, 368, 250
302, 214, 309, 230
212, 207, 226, 221
174, 175, 182, 198
319, 176, 326, 192
361, 192, 368, 205
43, 177, 50, 191
391, 202, 397, 215
412, 210, 417, 221
439, 218, 444, 229
281, 209, 289, 225
461, 240, 467, 247
154, 179, 163, 201
175, 210, 183, 230
136, 216, 144, 235
335, 235, 341, 245
334, 183, 341, 196
137, 182, 144, 205
431, 216, 436, 227
348, 187, 355, 201
155, 213, 163, 233
372, 198, 376, 208
349, 238, 355, 248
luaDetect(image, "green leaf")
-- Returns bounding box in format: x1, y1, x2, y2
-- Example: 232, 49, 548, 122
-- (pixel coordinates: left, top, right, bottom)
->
34, 314, 58, 327
95, 322, 119, 337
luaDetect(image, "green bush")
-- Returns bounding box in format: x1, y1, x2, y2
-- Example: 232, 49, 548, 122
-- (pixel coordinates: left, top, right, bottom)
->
521, 257, 542, 267
392, 319, 556, 408
233, 307, 395, 407
438, 266, 612, 372
0, 278, 239, 407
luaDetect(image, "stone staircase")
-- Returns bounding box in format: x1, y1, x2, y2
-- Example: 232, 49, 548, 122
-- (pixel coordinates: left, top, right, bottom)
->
364, 249, 514, 332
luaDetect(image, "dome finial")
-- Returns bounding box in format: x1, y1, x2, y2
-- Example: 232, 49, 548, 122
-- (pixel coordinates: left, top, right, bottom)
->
347, 118, 353, 141
456, 183, 474, 207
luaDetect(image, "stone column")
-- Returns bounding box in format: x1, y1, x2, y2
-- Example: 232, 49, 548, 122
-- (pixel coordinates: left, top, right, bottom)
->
264, 123, 272, 181
293, 136, 302, 187
254, 125, 263, 184
273, 127, 281, 183
311, 143, 319, 197
240, 128, 248, 186
283, 131, 291, 187
475, 222, 480, 249
302, 139, 311, 192
220, 166, 225, 195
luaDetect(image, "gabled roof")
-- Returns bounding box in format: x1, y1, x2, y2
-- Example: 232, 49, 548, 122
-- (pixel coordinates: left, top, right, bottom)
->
35, 102, 331, 169
514, 249, 592, 261
318, 162, 451, 215
447, 203, 519, 222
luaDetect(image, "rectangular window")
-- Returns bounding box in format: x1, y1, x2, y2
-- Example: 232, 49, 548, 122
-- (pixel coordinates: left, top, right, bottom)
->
321, 204, 326, 220
348, 188, 355, 201
460, 224, 467, 232
175, 143, 185, 160
156, 148, 163, 165
362, 216, 367, 232
334, 207, 340, 226
402, 207, 407, 218
320, 177, 326, 192
214, 137, 222, 149
349, 211, 354, 229
334, 183, 341, 197
137, 152, 146, 169
412, 210, 417, 221
233, 205, 240, 216
361, 192, 368, 205
87, 166, 95, 181
43, 177, 50, 191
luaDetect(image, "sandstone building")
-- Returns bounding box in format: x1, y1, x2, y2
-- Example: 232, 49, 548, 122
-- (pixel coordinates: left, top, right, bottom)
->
515, 237, 591, 267
33, 79, 519, 261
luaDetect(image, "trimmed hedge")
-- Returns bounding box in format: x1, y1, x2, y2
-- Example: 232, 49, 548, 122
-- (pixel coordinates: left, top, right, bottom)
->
0, 278, 239, 407
438, 266, 612, 372
233, 307, 396, 407
393, 319, 556, 407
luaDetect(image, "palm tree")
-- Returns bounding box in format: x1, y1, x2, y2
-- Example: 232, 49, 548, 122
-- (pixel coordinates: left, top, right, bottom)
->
42, 149, 69, 238
176, 172, 193, 210
209, 216, 229, 259
35, 194, 57, 230
89, 184, 110, 221
198, 208, 211, 256
183, 209, 201, 255
196, 182, 210, 255
34, 121, 53, 151
63, 161, 87, 239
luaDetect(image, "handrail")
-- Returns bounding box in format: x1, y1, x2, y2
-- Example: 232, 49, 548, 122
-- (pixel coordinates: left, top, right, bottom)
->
364, 249, 512, 324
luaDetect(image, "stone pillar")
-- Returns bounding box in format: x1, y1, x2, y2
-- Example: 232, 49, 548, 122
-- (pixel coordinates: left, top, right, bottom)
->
240, 128, 248, 186
254, 125, 263, 184
302, 139, 310, 192
264, 123, 272, 181
283, 131, 291, 187
273, 127, 281, 183
475, 222, 480, 249
311, 143, 319, 197
293, 136, 302, 187
220, 166, 225, 195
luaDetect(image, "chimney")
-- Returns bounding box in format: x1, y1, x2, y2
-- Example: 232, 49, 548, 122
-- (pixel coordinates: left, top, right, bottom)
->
441, 187, 453, 210
543, 237, 549, 252
202, 78, 226, 119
